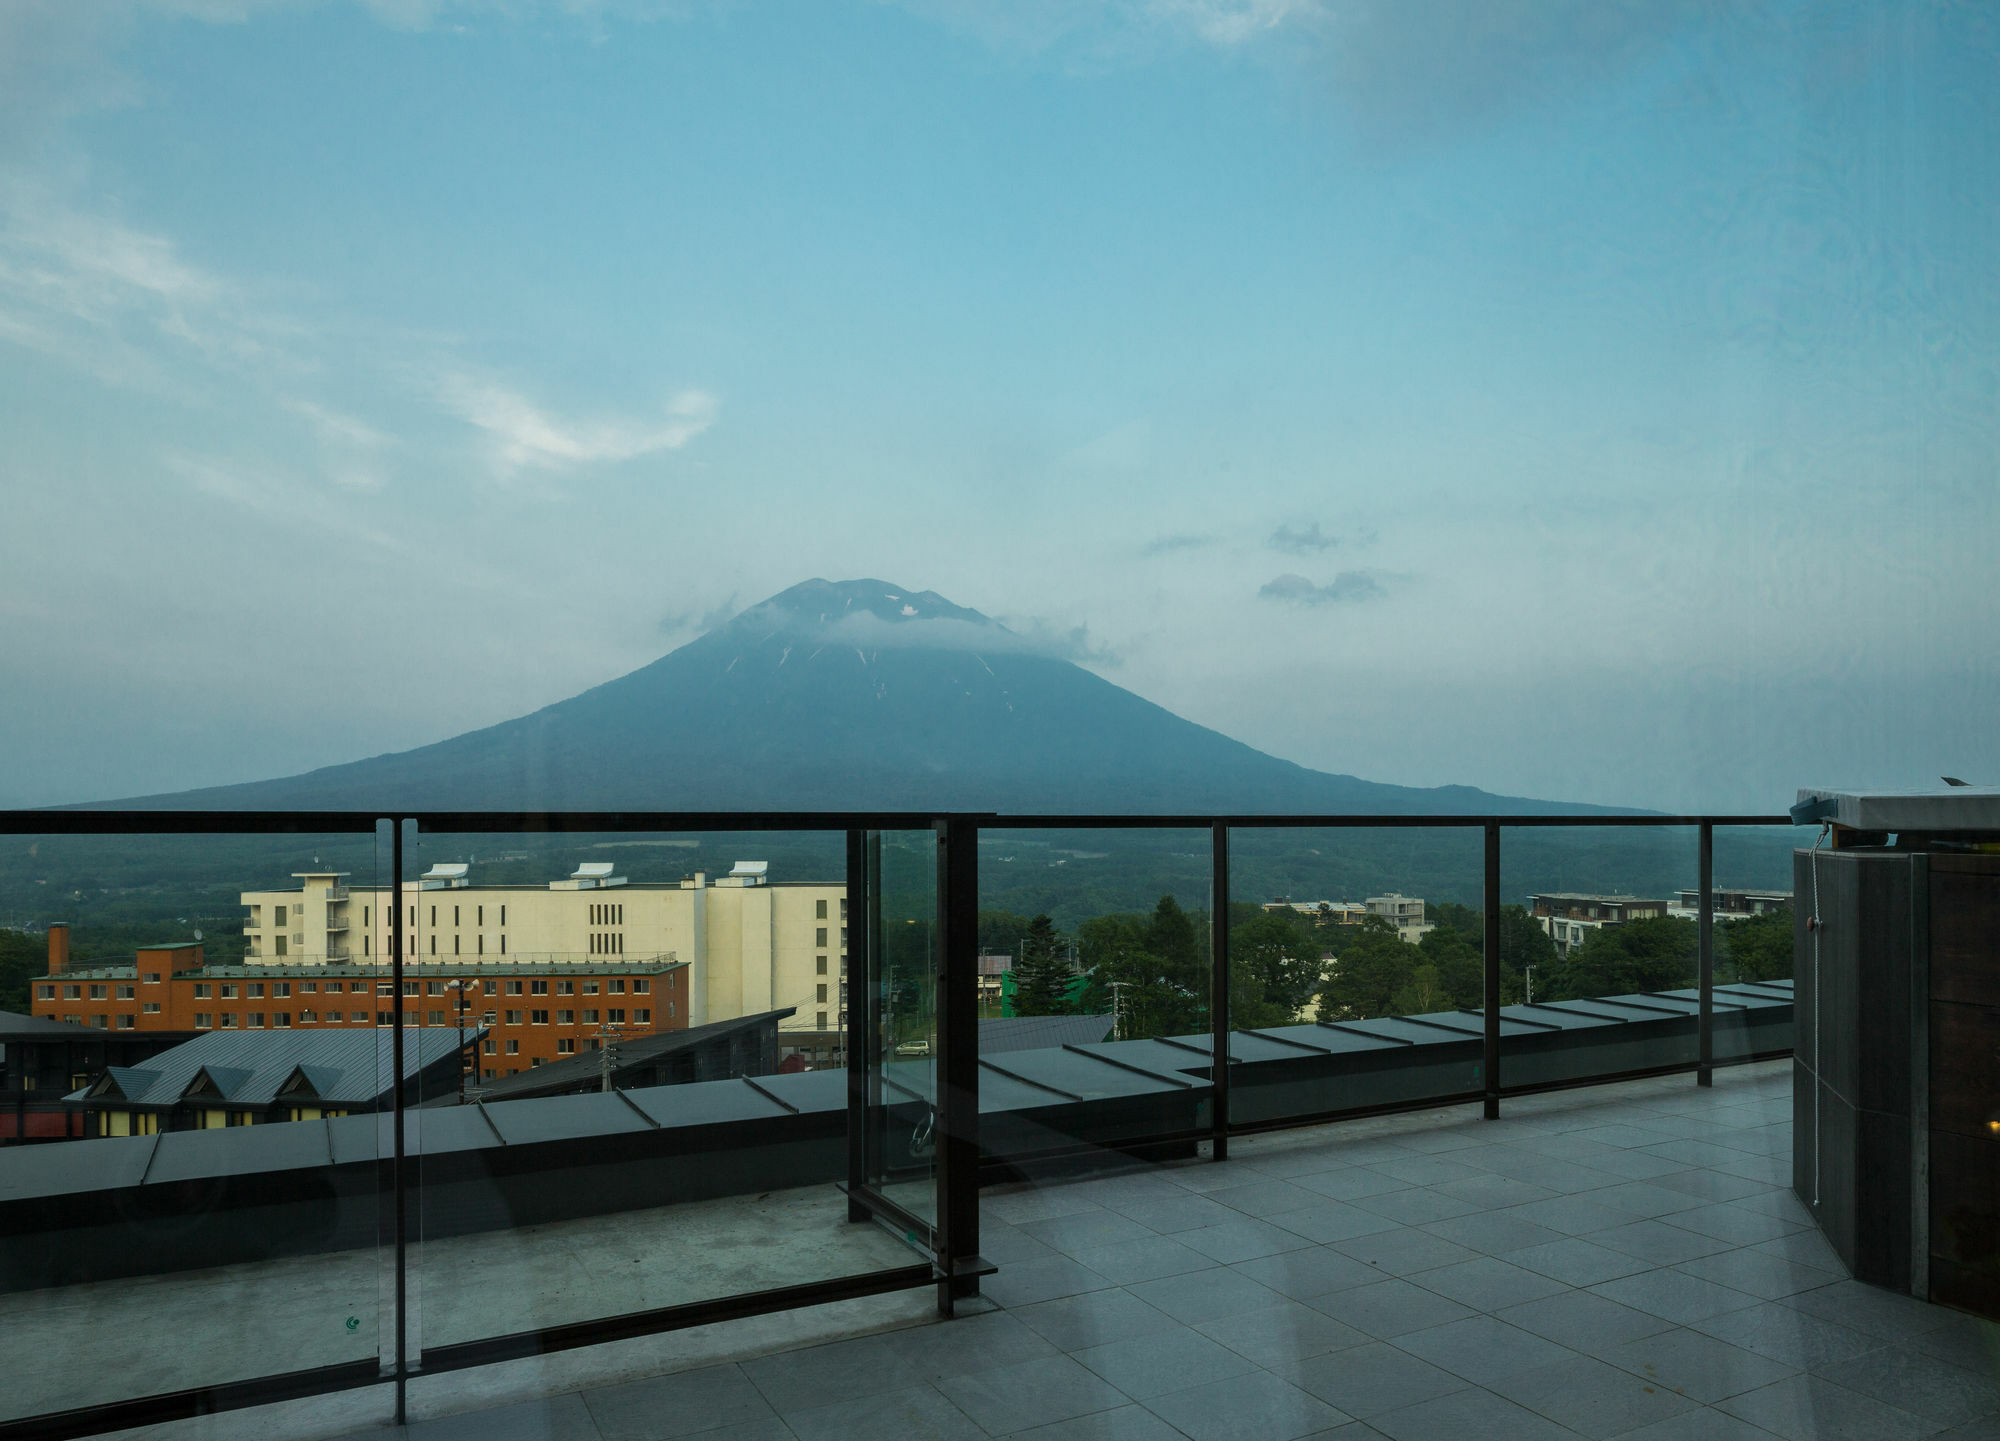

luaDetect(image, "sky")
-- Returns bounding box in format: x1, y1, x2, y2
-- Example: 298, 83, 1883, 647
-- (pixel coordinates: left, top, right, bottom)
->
1, 0, 1996, 812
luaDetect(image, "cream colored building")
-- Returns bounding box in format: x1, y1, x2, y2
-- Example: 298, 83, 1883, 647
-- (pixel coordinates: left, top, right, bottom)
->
242, 861, 848, 1038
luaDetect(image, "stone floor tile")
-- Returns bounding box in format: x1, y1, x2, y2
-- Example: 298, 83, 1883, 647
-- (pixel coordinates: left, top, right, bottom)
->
1417, 1211, 1567, 1257
1289, 1168, 1415, 1203
784, 1385, 982, 1441
1587, 1182, 1712, 1219
1487, 1352, 1698, 1439
1142, 1368, 1352, 1441
1364, 1384, 1577, 1441
1610, 1409, 1792, 1441
1715, 1372, 1946, 1441
1014, 1289, 1182, 1352
1648, 1168, 1777, 1203
1746, 1228, 1848, 1274
1022, 1211, 1161, 1256
1596, 1325, 1799, 1403
1194, 1299, 1371, 1367
1070, 1235, 1220, 1286
1499, 1236, 1654, 1288
1111, 1193, 1254, 1235
1911, 1313, 2000, 1374
1689, 1298, 1881, 1370
1365, 1154, 1484, 1188
1576, 1149, 1690, 1181
1345, 1188, 1482, 1227
1430, 1174, 1558, 1212
1660, 1201, 1806, 1246
1177, 1217, 1318, 1264
1494, 1288, 1675, 1353
982, 1222, 1063, 1265
995, 1402, 1189, 1441
886, 1311, 1063, 1384
1671, 1249, 1840, 1302
1391, 1313, 1577, 1388
408, 1394, 605, 1441
1490, 1195, 1632, 1237
1779, 1278, 1959, 1343
1306, 1278, 1477, 1340
1330, 1227, 1479, 1277
982, 1256, 1119, 1310
1272, 1341, 1468, 1419
1407, 1255, 1569, 1311
1268, 1202, 1406, 1246
1806, 1340, 2000, 1426
594, 1363, 783, 1438
1071, 1326, 1257, 1401
1208, 1179, 1327, 1218
1590, 1267, 1760, 1325
1228, 1247, 1388, 1301
1728, 1188, 1817, 1226
934, 1355, 1129, 1436
1127, 1267, 1288, 1325
1589, 1218, 1734, 1266
986, 1189, 1112, 1226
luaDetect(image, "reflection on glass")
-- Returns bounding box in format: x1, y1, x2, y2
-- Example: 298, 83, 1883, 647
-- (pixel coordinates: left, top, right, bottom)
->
863, 830, 939, 1228
0, 830, 387, 1422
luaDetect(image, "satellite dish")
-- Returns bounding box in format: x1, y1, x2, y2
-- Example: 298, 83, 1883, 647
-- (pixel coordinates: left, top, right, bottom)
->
193, 929, 203, 941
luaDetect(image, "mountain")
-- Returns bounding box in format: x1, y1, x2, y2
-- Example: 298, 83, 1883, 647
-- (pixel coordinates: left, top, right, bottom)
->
109, 579, 1628, 816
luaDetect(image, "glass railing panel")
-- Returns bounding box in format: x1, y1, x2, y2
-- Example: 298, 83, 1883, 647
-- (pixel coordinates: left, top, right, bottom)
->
975, 824, 1213, 1171
1497, 824, 1703, 1092
863, 827, 939, 1230
400, 825, 921, 1359
1709, 822, 1803, 1065
1226, 825, 1486, 1127
0, 825, 390, 1424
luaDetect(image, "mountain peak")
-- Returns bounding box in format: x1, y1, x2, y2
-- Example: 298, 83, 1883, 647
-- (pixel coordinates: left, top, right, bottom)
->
724, 578, 1002, 643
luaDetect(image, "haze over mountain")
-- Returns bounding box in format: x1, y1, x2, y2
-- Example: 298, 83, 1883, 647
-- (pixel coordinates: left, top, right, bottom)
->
109, 580, 1627, 816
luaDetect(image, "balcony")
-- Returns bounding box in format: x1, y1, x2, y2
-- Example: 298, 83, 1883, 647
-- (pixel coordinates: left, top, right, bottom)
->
4, 805, 1984, 1441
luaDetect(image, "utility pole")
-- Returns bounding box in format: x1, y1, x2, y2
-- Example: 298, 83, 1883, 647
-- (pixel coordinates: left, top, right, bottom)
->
1524, 965, 1535, 1005
596, 1020, 625, 1092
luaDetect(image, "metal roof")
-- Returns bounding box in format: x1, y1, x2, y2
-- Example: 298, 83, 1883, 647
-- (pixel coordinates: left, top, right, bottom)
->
67, 1027, 476, 1109
977, 1014, 1114, 1054
432, 1008, 797, 1104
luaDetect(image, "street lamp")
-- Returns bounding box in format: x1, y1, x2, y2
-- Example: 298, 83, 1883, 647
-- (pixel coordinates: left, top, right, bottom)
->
445, 978, 480, 1104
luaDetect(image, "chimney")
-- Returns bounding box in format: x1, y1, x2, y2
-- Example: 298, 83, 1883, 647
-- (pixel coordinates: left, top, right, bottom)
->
47, 923, 69, 975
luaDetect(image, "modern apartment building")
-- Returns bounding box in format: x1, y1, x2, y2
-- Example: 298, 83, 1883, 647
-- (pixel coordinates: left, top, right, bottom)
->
1260, 895, 1433, 942
1528, 891, 1672, 955
237, 859, 851, 1057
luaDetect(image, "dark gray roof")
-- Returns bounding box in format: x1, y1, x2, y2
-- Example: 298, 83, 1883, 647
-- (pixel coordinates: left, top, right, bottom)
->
0, 1010, 105, 1039
977, 1014, 1114, 1054
69, 1027, 476, 1109
435, 1008, 797, 1105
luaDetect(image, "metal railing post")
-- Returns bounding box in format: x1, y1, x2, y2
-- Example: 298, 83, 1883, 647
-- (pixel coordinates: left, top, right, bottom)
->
844, 828, 869, 1220
934, 816, 981, 1312
1210, 821, 1230, 1162
1484, 821, 1501, 1120
389, 818, 408, 1423
1698, 821, 1714, 1087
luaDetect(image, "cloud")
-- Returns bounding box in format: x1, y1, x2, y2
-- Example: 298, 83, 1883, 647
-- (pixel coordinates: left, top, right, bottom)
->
886, 0, 1324, 60
1268, 521, 1337, 554
657, 593, 739, 637
1259, 570, 1385, 605
1140, 532, 1215, 556
439, 376, 718, 473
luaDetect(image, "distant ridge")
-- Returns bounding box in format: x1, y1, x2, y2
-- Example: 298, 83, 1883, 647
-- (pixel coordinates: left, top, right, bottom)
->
104, 579, 1635, 816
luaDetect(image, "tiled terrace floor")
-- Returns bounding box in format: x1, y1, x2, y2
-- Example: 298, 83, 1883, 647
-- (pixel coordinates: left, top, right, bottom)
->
213, 1061, 2000, 1440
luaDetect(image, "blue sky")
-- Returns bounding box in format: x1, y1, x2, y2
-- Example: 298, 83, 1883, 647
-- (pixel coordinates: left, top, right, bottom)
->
1, 0, 1995, 810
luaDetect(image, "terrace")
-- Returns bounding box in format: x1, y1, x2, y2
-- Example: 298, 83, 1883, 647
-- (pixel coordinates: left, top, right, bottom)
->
6, 808, 1984, 1441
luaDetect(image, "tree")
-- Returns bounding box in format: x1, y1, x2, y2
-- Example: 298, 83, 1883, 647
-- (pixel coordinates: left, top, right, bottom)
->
1720, 908, 1793, 983
1228, 911, 1328, 1029
1076, 896, 1210, 1039
1318, 916, 1416, 1020
1011, 914, 1074, 1016
1414, 927, 1485, 1010
1540, 915, 1698, 1002
978, 909, 1036, 959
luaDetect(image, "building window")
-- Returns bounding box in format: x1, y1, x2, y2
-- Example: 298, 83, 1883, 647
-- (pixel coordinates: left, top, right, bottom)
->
87, 984, 106, 999
402, 981, 418, 997
276, 1012, 292, 1027
500, 934, 507, 954
557, 1009, 574, 1024
483, 979, 497, 995
299, 1010, 316, 1023
377, 1012, 393, 1026
352, 1011, 368, 1023
36, 984, 53, 1000
195, 1013, 213, 1028
116, 983, 135, 999
453, 905, 460, 926
221, 984, 237, 999
482, 1038, 496, 1055
505, 980, 523, 996
816, 956, 828, 975
816, 898, 828, 919
364, 934, 370, 956
505, 1039, 519, 1055
454, 935, 460, 955
275, 935, 288, 956
247, 1012, 264, 1028
143, 972, 161, 983
274, 982, 291, 997
429, 936, 436, 955
531, 1010, 549, 1025
62, 984, 81, 1000
557, 979, 574, 996
557, 1039, 575, 1055
530, 979, 548, 996
425, 980, 444, 996
191, 983, 210, 998
427, 1010, 446, 1026
220, 1014, 238, 1028
248, 983, 264, 998
817, 984, 828, 1003
816, 927, 827, 947
302, 981, 318, 993
840, 898, 848, 920
477, 934, 483, 955
116, 1015, 136, 1030
477, 905, 483, 926
607, 1008, 625, 1024
633, 978, 650, 994
816, 1011, 828, 1029
583, 980, 599, 995
275, 905, 287, 926
505, 1010, 523, 1025
606, 978, 624, 994
430, 905, 437, 926
582, 1008, 598, 1024
500, 905, 506, 926
142, 1001, 161, 1014
634, 1008, 650, 1023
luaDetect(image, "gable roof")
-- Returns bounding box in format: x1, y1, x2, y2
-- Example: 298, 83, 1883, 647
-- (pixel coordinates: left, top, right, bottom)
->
65, 1027, 475, 1109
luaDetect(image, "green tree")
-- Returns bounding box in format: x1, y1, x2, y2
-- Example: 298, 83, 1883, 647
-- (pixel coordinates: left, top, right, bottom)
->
1720, 908, 1793, 983
1228, 911, 1327, 1028
1318, 916, 1416, 1020
0, 928, 44, 1015
978, 909, 1036, 959
1076, 896, 1210, 1039
1414, 926, 1486, 1009
1011, 914, 1074, 1016
1540, 915, 1698, 1002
